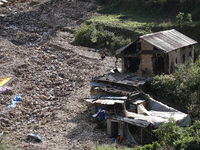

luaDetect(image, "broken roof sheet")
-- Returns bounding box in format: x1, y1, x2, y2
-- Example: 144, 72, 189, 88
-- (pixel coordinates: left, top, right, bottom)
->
92, 73, 147, 88
125, 96, 191, 128
108, 116, 151, 128
86, 98, 125, 105
86, 96, 127, 105
140, 29, 197, 52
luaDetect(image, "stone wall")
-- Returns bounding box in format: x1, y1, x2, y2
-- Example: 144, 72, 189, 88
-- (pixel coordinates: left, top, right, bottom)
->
137, 39, 153, 50
138, 54, 154, 77
168, 45, 194, 73
121, 39, 194, 76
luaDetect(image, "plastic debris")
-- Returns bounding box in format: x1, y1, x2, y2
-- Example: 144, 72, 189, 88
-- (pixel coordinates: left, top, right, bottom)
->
7, 95, 21, 108
27, 133, 45, 142
0, 77, 11, 87
112, 138, 116, 142
0, 86, 12, 94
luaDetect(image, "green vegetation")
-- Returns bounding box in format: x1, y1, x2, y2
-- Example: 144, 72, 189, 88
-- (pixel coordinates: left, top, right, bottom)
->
75, 0, 200, 57
95, 140, 161, 150
86, 1, 200, 149
75, 23, 131, 53
95, 118, 200, 150
154, 118, 200, 150
149, 57, 200, 116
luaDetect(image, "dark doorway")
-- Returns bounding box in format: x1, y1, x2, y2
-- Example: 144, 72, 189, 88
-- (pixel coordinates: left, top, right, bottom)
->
124, 57, 140, 73
111, 122, 118, 137
153, 54, 164, 75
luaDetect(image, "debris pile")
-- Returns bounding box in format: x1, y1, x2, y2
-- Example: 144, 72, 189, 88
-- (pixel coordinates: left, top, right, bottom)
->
0, 0, 117, 149
86, 73, 191, 145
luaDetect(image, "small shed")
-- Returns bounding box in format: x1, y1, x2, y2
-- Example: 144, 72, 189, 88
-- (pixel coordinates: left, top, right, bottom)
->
116, 29, 197, 76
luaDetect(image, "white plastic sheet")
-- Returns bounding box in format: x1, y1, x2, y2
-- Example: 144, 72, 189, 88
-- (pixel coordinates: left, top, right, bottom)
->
125, 97, 191, 128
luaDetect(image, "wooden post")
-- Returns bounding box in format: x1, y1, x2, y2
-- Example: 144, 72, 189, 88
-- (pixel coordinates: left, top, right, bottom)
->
150, 124, 153, 143
141, 128, 143, 145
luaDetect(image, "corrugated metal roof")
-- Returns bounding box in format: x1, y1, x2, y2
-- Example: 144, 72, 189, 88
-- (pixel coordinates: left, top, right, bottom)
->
92, 73, 147, 87
115, 29, 197, 56
140, 29, 197, 52
108, 117, 151, 127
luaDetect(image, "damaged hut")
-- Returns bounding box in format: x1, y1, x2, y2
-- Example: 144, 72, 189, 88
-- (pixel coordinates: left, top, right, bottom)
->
86, 73, 191, 144
116, 29, 197, 76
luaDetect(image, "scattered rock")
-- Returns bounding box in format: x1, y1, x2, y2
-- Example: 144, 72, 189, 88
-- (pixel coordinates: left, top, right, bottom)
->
0, 0, 119, 149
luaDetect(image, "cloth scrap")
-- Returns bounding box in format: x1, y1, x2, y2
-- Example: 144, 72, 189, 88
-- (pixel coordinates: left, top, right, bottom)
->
0, 77, 11, 87
0, 86, 12, 94
7, 95, 21, 108
92, 108, 107, 121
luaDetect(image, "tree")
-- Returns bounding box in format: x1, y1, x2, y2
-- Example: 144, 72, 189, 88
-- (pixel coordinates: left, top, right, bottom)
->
176, 12, 184, 31
187, 13, 193, 27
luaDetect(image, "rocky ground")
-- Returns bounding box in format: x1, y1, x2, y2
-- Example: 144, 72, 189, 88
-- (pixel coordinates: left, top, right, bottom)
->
0, 0, 121, 149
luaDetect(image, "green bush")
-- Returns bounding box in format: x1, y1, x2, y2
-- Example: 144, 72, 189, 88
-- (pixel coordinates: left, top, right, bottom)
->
75, 23, 131, 52
154, 118, 183, 146
154, 119, 200, 150
149, 57, 200, 110
135, 141, 161, 150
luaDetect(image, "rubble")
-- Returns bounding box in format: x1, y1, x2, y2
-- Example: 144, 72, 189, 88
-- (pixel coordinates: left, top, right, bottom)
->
0, 0, 117, 149
87, 73, 191, 144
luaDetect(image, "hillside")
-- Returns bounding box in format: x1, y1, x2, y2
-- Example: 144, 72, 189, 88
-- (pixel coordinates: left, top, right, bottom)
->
0, 0, 199, 149
75, 0, 200, 58
0, 0, 118, 149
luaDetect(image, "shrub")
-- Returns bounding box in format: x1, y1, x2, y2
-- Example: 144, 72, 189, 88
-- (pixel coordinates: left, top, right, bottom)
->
154, 119, 200, 150
75, 24, 131, 52
135, 141, 161, 150
149, 57, 200, 110
154, 118, 183, 146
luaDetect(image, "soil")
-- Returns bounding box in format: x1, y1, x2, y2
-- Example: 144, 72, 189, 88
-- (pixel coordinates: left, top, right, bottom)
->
0, 0, 122, 149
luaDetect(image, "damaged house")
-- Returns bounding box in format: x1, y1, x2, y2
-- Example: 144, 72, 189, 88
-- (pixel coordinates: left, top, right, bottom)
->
116, 29, 197, 76
86, 73, 191, 144
85, 29, 195, 144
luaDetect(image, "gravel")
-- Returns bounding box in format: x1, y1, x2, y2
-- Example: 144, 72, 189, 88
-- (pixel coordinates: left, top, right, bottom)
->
0, 0, 121, 149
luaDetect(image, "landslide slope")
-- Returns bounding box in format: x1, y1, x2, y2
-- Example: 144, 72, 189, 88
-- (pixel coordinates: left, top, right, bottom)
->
0, 0, 118, 149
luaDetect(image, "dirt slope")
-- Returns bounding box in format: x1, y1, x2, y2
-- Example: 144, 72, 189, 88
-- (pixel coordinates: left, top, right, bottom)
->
0, 0, 119, 149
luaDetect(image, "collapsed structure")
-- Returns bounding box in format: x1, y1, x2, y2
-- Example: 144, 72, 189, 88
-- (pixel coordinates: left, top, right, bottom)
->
86, 73, 191, 144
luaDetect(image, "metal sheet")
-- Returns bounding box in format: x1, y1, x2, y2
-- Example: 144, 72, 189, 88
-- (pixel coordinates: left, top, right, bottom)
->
141, 29, 197, 52
88, 99, 125, 105
92, 73, 147, 88
115, 29, 197, 55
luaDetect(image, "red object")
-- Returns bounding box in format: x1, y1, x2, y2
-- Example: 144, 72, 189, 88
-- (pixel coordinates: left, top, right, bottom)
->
117, 135, 123, 142
24, 145, 28, 147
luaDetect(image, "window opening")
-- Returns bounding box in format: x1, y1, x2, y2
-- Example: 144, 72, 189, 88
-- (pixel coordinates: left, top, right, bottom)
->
183, 54, 185, 63
137, 43, 141, 51
189, 52, 192, 57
